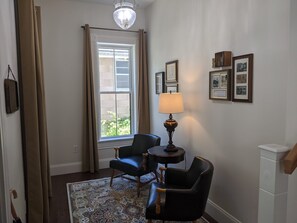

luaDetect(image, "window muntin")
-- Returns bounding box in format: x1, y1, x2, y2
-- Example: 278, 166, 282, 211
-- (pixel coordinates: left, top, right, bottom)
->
97, 44, 135, 140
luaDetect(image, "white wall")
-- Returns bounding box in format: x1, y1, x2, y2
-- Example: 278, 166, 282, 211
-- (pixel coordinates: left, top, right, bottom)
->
0, 0, 26, 222
146, 0, 290, 222
38, 0, 146, 175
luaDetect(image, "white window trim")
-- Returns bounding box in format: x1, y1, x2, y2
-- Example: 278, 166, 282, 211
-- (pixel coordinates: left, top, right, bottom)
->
90, 30, 139, 143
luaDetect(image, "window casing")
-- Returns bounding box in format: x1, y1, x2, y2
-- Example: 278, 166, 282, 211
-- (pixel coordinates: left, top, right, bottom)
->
96, 43, 136, 141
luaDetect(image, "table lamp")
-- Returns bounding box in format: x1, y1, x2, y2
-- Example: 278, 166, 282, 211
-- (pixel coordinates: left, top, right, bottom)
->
159, 92, 184, 152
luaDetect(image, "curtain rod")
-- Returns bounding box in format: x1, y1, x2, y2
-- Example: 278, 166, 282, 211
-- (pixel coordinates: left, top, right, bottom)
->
81, 26, 146, 34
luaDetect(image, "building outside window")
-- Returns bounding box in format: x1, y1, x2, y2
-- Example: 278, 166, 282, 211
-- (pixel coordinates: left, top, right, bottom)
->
96, 43, 136, 140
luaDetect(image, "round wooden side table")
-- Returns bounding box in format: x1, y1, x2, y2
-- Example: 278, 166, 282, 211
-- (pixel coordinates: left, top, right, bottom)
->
148, 146, 185, 168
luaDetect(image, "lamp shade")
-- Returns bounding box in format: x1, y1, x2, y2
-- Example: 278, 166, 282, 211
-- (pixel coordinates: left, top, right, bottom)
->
159, 93, 184, 114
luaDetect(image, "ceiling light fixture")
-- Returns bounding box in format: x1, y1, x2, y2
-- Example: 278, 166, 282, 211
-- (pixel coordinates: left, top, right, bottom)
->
113, 0, 136, 30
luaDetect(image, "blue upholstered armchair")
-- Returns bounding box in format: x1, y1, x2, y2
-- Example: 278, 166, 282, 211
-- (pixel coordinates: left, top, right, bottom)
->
109, 134, 161, 196
146, 156, 214, 222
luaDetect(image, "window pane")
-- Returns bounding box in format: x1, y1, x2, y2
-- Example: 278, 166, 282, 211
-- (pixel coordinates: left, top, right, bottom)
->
115, 50, 130, 91
116, 75, 130, 89
116, 67, 129, 74
99, 48, 131, 92
116, 61, 129, 67
99, 49, 115, 91
100, 93, 131, 137
117, 94, 131, 136
100, 94, 116, 137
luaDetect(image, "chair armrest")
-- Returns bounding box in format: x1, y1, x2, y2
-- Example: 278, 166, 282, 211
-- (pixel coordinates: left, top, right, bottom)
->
164, 188, 197, 211
142, 153, 148, 171
141, 153, 158, 171
156, 188, 166, 214
165, 168, 188, 186
114, 147, 120, 159
154, 187, 197, 215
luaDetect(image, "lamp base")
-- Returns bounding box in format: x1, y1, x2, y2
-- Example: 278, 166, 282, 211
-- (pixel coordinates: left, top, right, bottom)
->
164, 144, 178, 152
163, 113, 178, 152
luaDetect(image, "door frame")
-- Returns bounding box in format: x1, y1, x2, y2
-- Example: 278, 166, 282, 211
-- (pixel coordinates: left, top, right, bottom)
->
0, 96, 9, 223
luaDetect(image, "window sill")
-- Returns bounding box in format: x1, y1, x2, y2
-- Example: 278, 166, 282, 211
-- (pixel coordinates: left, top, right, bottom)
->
98, 136, 134, 143
97, 136, 134, 151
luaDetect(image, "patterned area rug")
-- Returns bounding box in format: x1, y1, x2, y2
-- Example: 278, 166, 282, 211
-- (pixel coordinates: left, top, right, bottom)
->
67, 174, 207, 223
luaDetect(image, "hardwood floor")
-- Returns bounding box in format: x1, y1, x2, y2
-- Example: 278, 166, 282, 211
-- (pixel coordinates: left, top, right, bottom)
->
49, 168, 218, 223
49, 168, 113, 223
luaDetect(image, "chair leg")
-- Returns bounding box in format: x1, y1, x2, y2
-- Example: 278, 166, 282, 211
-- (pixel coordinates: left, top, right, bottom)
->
110, 169, 115, 187
154, 170, 159, 182
137, 176, 141, 197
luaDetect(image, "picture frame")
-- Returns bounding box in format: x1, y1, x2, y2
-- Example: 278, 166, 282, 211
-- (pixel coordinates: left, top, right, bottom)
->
166, 83, 178, 93
165, 60, 178, 83
4, 65, 19, 114
209, 69, 231, 100
155, 72, 165, 94
4, 79, 19, 113
232, 54, 253, 103
214, 51, 232, 67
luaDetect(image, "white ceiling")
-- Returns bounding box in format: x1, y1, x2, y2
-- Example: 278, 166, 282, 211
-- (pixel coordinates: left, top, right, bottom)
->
74, 0, 155, 8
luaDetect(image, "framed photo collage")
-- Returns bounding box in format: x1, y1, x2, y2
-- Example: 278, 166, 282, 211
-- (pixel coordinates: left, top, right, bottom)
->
209, 52, 253, 103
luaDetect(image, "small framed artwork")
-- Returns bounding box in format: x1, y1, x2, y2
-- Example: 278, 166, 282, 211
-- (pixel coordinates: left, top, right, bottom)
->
155, 72, 165, 94
232, 54, 253, 103
166, 83, 178, 93
209, 69, 231, 100
165, 60, 178, 83
4, 65, 19, 114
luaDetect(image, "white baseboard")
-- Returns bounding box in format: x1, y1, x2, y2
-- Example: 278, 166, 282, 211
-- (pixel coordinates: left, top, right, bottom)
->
50, 162, 82, 176
50, 158, 113, 176
206, 199, 242, 223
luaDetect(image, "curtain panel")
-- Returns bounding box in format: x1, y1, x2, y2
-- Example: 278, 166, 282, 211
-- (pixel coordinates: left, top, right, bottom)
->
15, 1, 51, 222
82, 24, 99, 173
137, 30, 151, 134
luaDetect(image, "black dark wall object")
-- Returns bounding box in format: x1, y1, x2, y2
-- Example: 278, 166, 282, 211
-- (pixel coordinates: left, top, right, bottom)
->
4, 65, 19, 114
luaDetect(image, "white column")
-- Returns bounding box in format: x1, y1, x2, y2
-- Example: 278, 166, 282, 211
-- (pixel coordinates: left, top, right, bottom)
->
258, 144, 290, 223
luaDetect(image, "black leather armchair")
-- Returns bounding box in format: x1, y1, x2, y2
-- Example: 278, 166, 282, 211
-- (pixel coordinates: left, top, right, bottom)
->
109, 134, 161, 196
146, 156, 214, 222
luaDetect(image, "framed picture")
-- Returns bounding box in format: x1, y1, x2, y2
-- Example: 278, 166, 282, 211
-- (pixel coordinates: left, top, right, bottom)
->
232, 54, 253, 102
155, 72, 165, 94
4, 65, 19, 114
165, 60, 178, 83
209, 69, 231, 100
166, 83, 178, 93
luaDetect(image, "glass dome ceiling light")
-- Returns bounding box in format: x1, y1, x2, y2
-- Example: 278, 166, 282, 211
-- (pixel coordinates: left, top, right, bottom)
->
113, 0, 136, 30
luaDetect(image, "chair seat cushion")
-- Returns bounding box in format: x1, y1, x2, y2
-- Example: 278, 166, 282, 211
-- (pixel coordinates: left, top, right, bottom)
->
110, 156, 148, 176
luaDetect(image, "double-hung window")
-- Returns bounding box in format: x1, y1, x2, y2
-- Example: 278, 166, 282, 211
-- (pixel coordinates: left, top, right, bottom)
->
96, 43, 135, 140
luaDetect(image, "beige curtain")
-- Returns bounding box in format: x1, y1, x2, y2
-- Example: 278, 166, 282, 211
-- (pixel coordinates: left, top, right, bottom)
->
82, 24, 99, 173
137, 29, 151, 133
16, 1, 51, 223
